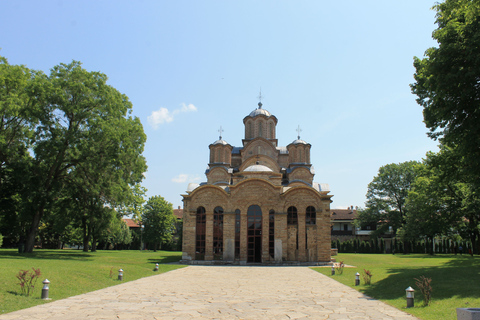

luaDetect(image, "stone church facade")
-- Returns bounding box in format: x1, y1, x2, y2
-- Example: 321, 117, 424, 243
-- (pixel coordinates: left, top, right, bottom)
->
181, 102, 332, 264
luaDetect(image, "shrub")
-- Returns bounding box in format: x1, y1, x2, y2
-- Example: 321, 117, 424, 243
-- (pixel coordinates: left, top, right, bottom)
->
0, 233, 3, 247
335, 261, 345, 275
362, 269, 373, 285
415, 275, 433, 306
16, 268, 41, 296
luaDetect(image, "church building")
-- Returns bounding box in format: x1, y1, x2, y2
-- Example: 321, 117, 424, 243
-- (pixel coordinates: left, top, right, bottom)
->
181, 101, 332, 264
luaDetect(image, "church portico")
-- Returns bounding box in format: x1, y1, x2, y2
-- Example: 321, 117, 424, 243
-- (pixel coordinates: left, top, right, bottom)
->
181, 101, 332, 265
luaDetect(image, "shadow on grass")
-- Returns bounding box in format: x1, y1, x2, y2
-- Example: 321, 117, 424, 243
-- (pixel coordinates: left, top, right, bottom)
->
0, 249, 94, 261
361, 256, 480, 301
147, 255, 182, 264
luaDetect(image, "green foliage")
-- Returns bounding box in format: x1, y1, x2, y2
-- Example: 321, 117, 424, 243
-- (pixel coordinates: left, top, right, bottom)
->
16, 268, 41, 297
356, 161, 420, 238
141, 196, 176, 251
0, 56, 148, 253
411, 0, 480, 178
0, 233, 2, 247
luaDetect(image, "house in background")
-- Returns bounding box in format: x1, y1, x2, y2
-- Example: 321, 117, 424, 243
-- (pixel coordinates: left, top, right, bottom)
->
331, 206, 357, 241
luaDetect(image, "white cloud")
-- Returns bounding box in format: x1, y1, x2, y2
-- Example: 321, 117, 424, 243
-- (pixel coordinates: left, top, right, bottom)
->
172, 174, 201, 184
147, 108, 173, 129
148, 103, 197, 129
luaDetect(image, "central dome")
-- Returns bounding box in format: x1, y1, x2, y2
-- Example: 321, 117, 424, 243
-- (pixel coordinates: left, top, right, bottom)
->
244, 164, 273, 172
248, 101, 272, 118
249, 108, 272, 117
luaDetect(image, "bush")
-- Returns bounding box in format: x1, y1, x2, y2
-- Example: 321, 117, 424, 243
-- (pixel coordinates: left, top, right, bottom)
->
16, 268, 41, 296
0, 233, 3, 247
415, 275, 433, 306
335, 261, 345, 275
362, 269, 373, 285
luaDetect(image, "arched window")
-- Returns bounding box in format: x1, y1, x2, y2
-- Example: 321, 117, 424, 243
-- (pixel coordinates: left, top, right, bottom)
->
269, 122, 274, 139
213, 206, 224, 260
195, 207, 206, 260
306, 206, 316, 225
258, 121, 263, 137
287, 206, 298, 225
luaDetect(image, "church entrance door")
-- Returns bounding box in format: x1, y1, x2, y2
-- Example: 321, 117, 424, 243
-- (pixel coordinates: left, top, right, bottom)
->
247, 205, 262, 263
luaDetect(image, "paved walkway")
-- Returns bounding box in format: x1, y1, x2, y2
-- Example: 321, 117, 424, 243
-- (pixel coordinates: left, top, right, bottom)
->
1, 266, 418, 320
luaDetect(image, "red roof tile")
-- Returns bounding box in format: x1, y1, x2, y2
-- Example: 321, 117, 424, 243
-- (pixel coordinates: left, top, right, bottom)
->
331, 209, 357, 220
123, 219, 140, 228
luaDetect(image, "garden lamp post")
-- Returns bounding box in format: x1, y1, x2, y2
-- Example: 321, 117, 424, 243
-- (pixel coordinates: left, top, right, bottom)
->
331, 265, 335, 275
41, 279, 50, 300
406, 286, 415, 308
355, 272, 360, 286
118, 269, 124, 281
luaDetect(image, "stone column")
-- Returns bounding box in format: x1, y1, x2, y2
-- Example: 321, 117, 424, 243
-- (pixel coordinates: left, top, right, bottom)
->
182, 201, 195, 261
223, 212, 235, 262
239, 211, 248, 265
276, 212, 287, 261
205, 211, 214, 261
298, 212, 306, 261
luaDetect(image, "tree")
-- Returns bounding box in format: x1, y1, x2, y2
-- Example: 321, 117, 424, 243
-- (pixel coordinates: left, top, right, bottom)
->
141, 196, 176, 251
0, 56, 41, 247
356, 161, 420, 238
411, 0, 480, 180
0, 58, 147, 252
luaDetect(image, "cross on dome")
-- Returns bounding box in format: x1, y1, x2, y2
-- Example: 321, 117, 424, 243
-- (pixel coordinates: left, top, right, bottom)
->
257, 89, 263, 109
218, 126, 224, 139
297, 125, 302, 139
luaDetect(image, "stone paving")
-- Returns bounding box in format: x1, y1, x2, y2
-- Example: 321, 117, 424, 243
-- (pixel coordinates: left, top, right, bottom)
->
1, 266, 418, 320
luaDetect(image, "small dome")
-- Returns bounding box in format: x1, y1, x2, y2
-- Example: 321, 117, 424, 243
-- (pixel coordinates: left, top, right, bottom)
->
292, 139, 308, 145
244, 164, 273, 172
248, 108, 272, 117
212, 139, 228, 145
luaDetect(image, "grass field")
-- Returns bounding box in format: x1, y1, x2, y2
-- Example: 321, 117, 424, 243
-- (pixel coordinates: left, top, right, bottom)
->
0, 249, 184, 315
313, 253, 480, 320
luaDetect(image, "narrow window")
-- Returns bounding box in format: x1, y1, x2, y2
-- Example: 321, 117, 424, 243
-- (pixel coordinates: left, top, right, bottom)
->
306, 206, 316, 225
235, 209, 241, 260
287, 206, 298, 225
195, 207, 206, 260
258, 121, 263, 137
269, 210, 275, 259
213, 206, 224, 260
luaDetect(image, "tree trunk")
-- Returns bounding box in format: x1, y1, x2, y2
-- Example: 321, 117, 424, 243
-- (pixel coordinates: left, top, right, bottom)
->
24, 207, 44, 253
83, 216, 90, 252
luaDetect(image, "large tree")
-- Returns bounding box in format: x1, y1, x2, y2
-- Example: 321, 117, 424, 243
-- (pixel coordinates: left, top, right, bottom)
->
405, 146, 480, 253
356, 161, 420, 238
0, 57, 41, 247
0, 58, 147, 252
411, 0, 480, 180
141, 196, 176, 251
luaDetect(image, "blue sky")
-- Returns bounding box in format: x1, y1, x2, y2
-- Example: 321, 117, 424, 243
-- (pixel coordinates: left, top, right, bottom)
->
1, 1, 439, 209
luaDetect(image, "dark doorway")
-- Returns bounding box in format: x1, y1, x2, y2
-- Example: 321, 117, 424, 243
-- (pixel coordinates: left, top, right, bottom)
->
247, 205, 262, 263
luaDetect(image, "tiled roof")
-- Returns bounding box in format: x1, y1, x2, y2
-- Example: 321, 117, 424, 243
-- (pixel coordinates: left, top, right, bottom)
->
173, 207, 183, 220
123, 219, 140, 228
331, 209, 357, 221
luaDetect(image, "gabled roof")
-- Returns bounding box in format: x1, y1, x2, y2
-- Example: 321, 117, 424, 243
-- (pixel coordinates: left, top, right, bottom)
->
331, 208, 357, 221
123, 219, 140, 228
173, 207, 183, 220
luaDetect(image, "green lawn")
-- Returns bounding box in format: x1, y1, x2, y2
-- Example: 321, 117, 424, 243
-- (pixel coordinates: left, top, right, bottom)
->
313, 253, 480, 320
0, 249, 184, 315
